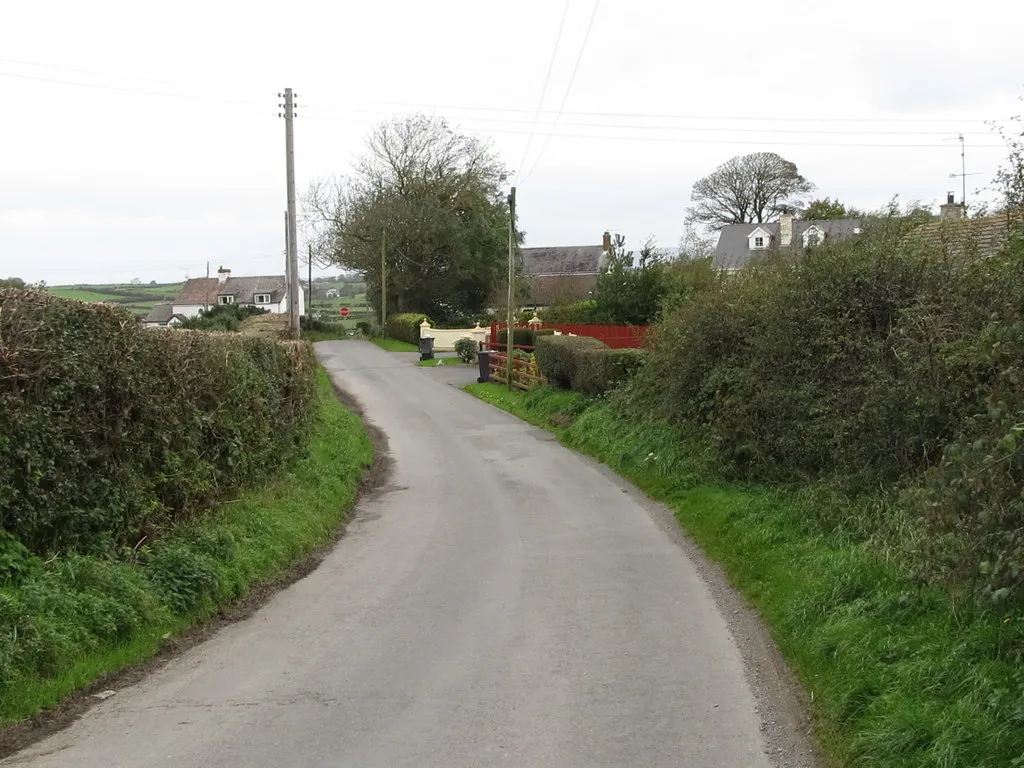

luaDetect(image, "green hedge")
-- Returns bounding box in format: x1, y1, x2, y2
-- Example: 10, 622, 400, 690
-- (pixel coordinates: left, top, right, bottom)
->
495, 327, 555, 349
539, 301, 598, 324
384, 313, 430, 345
574, 348, 648, 395
0, 289, 317, 557
534, 335, 608, 390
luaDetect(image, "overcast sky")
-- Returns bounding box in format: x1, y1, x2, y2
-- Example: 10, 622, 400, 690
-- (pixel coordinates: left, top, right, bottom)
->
2, 0, 1022, 285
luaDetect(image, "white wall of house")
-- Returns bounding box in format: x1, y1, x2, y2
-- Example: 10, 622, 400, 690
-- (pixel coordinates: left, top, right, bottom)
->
171, 288, 303, 319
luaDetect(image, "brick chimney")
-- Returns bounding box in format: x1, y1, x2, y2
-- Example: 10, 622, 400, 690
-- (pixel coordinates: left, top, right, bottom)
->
779, 209, 794, 247
940, 192, 965, 221
217, 266, 231, 283
602, 231, 612, 251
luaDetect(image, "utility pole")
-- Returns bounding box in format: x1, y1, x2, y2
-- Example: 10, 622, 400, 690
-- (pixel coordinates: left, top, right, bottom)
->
381, 229, 387, 329
506, 187, 516, 390
307, 244, 313, 321
280, 88, 300, 338
284, 210, 291, 318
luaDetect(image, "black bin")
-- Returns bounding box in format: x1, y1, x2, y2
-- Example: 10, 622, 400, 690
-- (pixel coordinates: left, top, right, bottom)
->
418, 336, 434, 361
477, 349, 490, 383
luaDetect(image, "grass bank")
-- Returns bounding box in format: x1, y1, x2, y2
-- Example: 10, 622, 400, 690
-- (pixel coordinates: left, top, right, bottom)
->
0, 369, 373, 727
465, 383, 1024, 768
371, 337, 418, 352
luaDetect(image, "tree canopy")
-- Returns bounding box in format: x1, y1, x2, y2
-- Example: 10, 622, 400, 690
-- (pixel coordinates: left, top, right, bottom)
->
803, 197, 863, 219
687, 152, 814, 229
304, 114, 514, 325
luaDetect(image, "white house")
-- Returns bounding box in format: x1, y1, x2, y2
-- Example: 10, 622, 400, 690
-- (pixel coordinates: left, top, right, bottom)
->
170, 267, 304, 318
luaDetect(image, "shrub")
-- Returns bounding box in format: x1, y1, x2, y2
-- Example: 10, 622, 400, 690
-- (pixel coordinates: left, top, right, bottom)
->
177, 303, 267, 332
301, 316, 345, 334
355, 321, 373, 336
0, 289, 317, 556
453, 337, 478, 363
540, 301, 598, 324
535, 335, 608, 389
496, 327, 555, 349
384, 313, 430, 345
573, 348, 648, 395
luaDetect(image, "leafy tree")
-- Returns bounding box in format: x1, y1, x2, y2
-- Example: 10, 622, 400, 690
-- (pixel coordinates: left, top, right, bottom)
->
803, 197, 863, 219
687, 152, 815, 229
0, 277, 26, 289
990, 105, 1024, 217
304, 114, 515, 325
592, 236, 668, 326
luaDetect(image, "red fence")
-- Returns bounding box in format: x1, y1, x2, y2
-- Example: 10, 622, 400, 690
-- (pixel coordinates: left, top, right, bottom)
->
488, 322, 648, 349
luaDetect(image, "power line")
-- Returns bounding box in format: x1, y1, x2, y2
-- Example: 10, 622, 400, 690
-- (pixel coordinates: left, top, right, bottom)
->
519, 0, 602, 184
303, 107, 994, 137
0, 71, 265, 105
515, 0, 572, 181
4, 59, 1006, 129
301, 112, 1004, 149
0, 57, 185, 86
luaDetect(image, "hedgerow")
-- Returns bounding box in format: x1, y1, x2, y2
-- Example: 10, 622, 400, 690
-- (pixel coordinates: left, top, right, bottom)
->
534, 335, 608, 390
0, 289, 317, 557
384, 313, 430, 345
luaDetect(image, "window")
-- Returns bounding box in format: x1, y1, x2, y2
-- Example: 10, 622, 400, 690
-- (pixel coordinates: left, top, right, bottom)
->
218, 295, 234, 305
754, 236, 764, 248
254, 293, 271, 304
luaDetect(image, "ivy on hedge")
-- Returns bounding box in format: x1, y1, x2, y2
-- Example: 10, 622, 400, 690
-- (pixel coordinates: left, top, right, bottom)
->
0, 289, 317, 556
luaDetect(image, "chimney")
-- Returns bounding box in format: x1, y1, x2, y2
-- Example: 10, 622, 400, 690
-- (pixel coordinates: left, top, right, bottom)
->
602, 231, 612, 251
940, 191, 964, 221
217, 266, 231, 283
779, 209, 794, 247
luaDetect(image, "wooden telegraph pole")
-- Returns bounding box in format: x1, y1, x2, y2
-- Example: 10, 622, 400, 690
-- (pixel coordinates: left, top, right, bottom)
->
506, 187, 516, 390
280, 88, 300, 338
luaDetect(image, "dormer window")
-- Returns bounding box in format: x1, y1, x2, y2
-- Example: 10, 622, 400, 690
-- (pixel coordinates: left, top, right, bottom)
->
802, 226, 825, 248
254, 293, 271, 304
218, 295, 234, 305
748, 227, 772, 250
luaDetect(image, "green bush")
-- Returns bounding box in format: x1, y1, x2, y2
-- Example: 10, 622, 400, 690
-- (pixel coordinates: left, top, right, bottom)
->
535, 335, 608, 390
453, 337, 478, 363
573, 348, 648, 395
384, 313, 430, 345
0, 289, 317, 557
355, 320, 373, 336
495, 327, 555, 349
301, 316, 345, 334
177, 303, 267, 332
539, 301, 598, 324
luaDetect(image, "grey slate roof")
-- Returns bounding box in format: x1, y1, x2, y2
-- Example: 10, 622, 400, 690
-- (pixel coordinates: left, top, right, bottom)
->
712, 219, 862, 270
520, 246, 606, 276
143, 304, 175, 324
174, 275, 289, 306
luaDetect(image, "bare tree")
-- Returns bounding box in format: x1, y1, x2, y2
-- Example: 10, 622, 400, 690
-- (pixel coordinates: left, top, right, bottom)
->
686, 152, 815, 229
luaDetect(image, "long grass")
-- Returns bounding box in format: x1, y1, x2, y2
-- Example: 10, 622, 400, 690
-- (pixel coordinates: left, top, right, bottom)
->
464, 383, 1024, 768
0, 369, 372, 726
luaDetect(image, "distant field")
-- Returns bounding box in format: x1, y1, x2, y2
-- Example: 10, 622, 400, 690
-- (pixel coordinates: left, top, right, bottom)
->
47, 283, 184, 317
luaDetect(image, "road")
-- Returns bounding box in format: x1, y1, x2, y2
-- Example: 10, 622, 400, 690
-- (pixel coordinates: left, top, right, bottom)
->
4, 341, 811, 767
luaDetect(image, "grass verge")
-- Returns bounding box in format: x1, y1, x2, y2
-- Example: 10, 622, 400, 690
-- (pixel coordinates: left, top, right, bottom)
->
0, 368, 373, 728
371, 337, 418, 352
464, 383, 1024, 768
416, 357, 470, 367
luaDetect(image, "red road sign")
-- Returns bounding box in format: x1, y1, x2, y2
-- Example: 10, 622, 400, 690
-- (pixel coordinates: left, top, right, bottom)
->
339, 307, 350, 317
